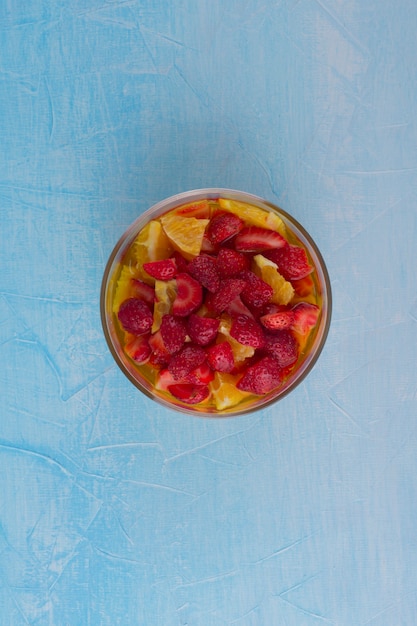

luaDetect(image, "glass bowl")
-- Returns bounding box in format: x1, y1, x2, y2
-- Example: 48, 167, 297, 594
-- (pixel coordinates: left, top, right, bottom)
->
100, 188, 331, 417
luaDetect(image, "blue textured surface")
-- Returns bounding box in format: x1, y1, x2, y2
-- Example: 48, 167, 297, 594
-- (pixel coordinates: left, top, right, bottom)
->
1, 2, 417, 624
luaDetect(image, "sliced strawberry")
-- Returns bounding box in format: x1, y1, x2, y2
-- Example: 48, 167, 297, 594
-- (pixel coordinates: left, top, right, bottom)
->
200, 234, 218, 254
225, 295, 254, 319
155, 368, 177, 391
187, 314, 220, 346
206, 341, 235, 373
168, 383, 210, 405
131, 278, 155, 305
292, 274, 315, 297
172, 273, 203, 317
170, 251, 189, 273
239, 270, 273, 310
117, 298, 153, 335
265, 244, 313, 281
205, 278, 247, 314
291, 302, 320, 335
260, 309, 295, 331
262, 330, 298, 367
207, 212, 244, 245
215, 248, 249, 278
237, 356, 283, 395
160, 314, 187, 354
143, 258, 177, 280
174, 199, 210, 218
148, 330, 171, 367
124, 333, 152, 364
168, 344, 207, 380
188, 254, 220, 293
186, 361, 215, 385
234, 226, 287, 252
230, 315, 265, 348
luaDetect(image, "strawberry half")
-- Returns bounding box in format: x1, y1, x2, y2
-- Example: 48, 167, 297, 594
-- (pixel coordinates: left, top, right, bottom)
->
186, 361, 215, 385
234, 226, 287, 252
225, 295, 254, 319
148, 330, 171, 367
205, 278, 247, 314
143, 258, 177, 280
160, 314, 187, 354
207, 212, 244, 245
172, 273, 203, 317
131, 278, 155, 305
262, 330, 298, 367
206, 341, 235, 373
240, 270, 273, 309
124, 334, 152, 364
237, 356, 283, 395
188, 254, 220, 293
168, 344, 207, 380
117, 298, 153, 335
260, 309, 295, 331
187, 314, 220, 346
230, 315, 265, 348
215, 248, 249, 278
168, 383, 210, 405
291, 302, 320, 335
265, 244, 313, 281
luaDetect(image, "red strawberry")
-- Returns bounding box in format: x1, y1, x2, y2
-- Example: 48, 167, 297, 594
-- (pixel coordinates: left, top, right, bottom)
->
174, 199, 210, 218
168, 383, 210, 405
124, 334, 152, 364
187, 314, 220, 346
186, 361, 215, 385
160, 314, 187, 354
260, 309, 295, 331
172, 273, 203, 316
265, 244, 313, 281
143, 258, 177, 280
170, 251, 189, 273
230, 315, 265, 348
215, 248, 249, 278
292, 274, 314, 297
200, 234, 218, 254
206, 341, 235, 373
168, 344, 207, 380
117, 298, 153, 335
234, 226, 287, 252
240, 271, 273, 309
237, 356, 283, 395
131, 278, 155, 305
188, 255, 220, 293
225, 295, 254, 319
207, 212, 244, 245
205, 278, 247, 314
262, 330, 298, 367
291, 302, 320, 335
148, 330, 171, 366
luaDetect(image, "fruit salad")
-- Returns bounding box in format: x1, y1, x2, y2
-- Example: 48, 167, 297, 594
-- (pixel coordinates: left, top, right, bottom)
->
102, 192, 330, 415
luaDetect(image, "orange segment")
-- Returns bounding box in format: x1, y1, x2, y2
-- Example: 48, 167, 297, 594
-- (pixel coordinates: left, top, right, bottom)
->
160, 214, 209, 260
218, 198, 287, 236
112, 264, 139, 314
131, 220, 174, 284
210, 372, 251, 411
253, 254, 294, 305
218, 316, 255, 362
152, 279, 177, 332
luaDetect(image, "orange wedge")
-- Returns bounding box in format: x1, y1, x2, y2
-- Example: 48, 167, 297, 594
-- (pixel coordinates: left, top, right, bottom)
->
210, 372, 251, 411
131, 220, 174, 284
218, 198, 286, 236
160, 213, 209, 260
253, 254, 294, 305
152, 279, 177, 332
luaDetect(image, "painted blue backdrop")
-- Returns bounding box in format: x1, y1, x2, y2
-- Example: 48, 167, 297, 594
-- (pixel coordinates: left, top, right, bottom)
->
1, 1, 417, 624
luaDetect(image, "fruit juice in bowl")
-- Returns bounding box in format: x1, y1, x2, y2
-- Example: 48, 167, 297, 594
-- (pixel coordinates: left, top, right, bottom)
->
100, 189, 331, 417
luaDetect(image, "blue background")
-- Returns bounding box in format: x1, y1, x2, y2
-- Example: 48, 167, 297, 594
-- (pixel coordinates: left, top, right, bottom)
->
1, 1, 417, 624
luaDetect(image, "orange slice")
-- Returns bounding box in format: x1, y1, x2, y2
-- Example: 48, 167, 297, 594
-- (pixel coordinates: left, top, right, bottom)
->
210, 372, 251, 411
152, 279, 177, 332
160, 213, 209, 260
112, 264, 139, 314
253, 254, 294, 305
131, 220, 174, 284
218, 198, 286, 236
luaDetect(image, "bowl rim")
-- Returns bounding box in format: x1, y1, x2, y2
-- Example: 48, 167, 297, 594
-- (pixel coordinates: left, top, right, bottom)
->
100, 188, 332, 418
